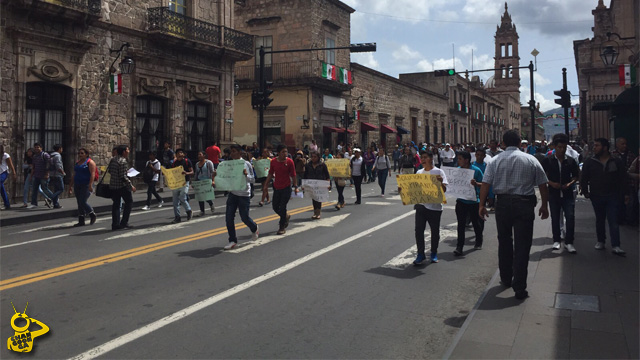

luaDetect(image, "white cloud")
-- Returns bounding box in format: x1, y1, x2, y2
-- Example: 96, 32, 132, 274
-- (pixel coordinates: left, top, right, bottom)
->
392, 44, 422, 61
521, 87, 557, 112
459, 44, 477, 57
352, 53, 380, 70
522, 69, 553, 86
416, 59, 433, 72
342, 0, 449, 23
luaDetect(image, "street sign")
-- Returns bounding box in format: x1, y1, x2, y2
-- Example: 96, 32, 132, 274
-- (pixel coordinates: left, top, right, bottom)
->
225, 118, 233, 123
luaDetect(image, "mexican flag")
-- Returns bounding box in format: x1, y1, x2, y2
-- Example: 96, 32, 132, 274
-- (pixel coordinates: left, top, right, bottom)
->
322, 62, 337, 80
353, 110, 360, 120
110, 74, 122, 94
339, 68, 352, 84
618, 64, 636, 86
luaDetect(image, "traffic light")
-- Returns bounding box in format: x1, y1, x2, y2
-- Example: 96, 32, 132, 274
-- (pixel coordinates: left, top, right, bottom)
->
262, 80, 274, 108
434, 69, 455, 77
251, 90, 262, 109
554, 89, 571, 108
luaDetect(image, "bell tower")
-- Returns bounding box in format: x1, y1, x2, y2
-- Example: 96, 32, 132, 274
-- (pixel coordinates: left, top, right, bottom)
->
493, 2, 520, 93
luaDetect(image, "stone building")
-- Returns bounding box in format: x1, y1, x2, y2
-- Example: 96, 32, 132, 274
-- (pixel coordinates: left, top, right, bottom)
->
573, 0, 639, 149
233, 0, 354, 152
520, 104, 545, 142
0, 0, 253, 202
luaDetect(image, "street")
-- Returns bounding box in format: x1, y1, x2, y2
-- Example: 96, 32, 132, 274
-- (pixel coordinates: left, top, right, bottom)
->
0, 177, 506, 359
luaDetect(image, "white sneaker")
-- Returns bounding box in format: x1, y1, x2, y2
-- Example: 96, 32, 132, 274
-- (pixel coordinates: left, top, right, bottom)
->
26, 204, 37, 209
223, 242, 237, 250
612, 246, 626, 256
564, 243, 577, 253
141, 205, 150, 211
157, 201, 164, 208
252, 225, 259, 241
594, 242, 605, 250
552, 242, 561, 250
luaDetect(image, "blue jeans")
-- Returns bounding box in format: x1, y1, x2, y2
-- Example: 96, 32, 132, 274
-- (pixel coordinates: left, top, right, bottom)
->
365, 164, 374, 181
0, 172, 9, 207
42, 176, 64, 206
377, 168, 388, 194
31, 177, 49, 205
590, 194, 621, 247
74, 183, 94, 216
172, 182, 191, 217
549, 195, 575, 243
225, 193, 257, 243
23, 173, 32, 205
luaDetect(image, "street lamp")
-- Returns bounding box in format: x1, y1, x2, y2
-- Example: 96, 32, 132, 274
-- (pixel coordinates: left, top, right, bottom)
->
109, 42, 135, 74
599, 32, 639, 66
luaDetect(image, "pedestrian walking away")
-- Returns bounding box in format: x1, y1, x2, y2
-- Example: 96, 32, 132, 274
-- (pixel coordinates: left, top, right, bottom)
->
109, 145, 136, 230
142, 151, 164, 210
363, 147, 376, 182
195, 150, 215, 216
221, 144, 259, 250
263, 144, 298, 235
392, 145, 402, 172
479, 130, 549, 300
580, 138, 628, 255
334, 152, 348, 210
303, 151, 330, 219
454, 150, 484, 256
350, 148, 366, 204
400, 150, 448, 265
68, 147, 97, 226
0, 144, 17, 210
372, 147, 392, 196
170, 149, 193, 224
27, 142, 52, 209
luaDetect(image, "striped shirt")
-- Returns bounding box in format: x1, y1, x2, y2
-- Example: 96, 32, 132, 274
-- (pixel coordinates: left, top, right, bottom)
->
483, 146, 548, 196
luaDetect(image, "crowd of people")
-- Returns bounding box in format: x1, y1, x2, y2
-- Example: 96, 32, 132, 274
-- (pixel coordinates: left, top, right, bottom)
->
1, 132, 637, 299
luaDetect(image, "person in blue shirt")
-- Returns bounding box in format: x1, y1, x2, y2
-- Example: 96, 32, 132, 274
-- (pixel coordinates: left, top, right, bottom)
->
454, 150, 484, 255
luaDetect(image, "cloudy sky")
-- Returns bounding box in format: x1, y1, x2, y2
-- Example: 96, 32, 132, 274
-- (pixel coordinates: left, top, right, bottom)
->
343, 0, 601, 112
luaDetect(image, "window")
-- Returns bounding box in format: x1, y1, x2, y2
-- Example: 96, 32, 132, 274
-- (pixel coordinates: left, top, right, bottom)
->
169, 0, 186, 15
326, 37, 335, 65
500, 44, 505, 57
507, 43, 512, 57
433, 120, 438, 143
26, 83, 68, 153
187, 102, 208, 156
507, 64, 512, 78
255, 36, 273, 67
501, 65, 506, 79
135, 96, 165, 170
441, 122, 445, 144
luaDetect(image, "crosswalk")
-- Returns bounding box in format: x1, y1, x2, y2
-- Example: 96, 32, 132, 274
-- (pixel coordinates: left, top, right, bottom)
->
381, 223, 458, 270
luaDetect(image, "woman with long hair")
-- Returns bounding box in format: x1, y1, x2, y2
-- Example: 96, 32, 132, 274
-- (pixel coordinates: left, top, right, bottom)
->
68, 147, 97, 226
350, 148, 366, 204
257, 148, 272, 206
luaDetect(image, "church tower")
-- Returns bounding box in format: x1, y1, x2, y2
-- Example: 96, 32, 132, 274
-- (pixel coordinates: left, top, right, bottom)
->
493, 2, 520, 93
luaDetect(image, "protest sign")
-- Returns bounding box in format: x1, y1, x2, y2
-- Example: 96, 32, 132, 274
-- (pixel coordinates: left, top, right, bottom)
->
214, 159, 247, 191
325, 159, 351, 178
254, 159, 271, 178
99, 166, 111, 184
161, 166, 186, 190
441, 167, 477, 201
396, 174, 445, 205
301, 179, 330, 202
192, 179, 215, 202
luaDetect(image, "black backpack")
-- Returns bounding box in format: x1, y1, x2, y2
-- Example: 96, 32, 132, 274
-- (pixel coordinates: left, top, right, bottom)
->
143, 160, 157, 184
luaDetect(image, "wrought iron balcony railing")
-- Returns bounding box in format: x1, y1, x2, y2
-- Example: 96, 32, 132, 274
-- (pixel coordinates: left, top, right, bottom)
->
235, 60, 332, 82
23, 0, 101, 15
148, 8, 253, 56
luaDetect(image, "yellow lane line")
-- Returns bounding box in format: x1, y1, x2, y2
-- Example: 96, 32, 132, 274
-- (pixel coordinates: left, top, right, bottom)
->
0, 202, 334, 291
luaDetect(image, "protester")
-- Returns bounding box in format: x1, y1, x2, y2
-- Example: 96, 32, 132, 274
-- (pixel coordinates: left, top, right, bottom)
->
350, 148, 366, 204
399, 146, 416, 174
333, 152, 347, 210
257, 148, 272, 207
541, 134, 579, 253
480, 130, 549, 300
195, 150, 215, 216
141, 151, 164, 210
68, 147, 97, 226
303, 151, 330, 219
0, 144, 17, 210
294, 150, 306, 186
41, 144, 65, 209
21, 148, 34, 207
309, 139, 318, 153
170, 149, 193, 223
392, 145, 402, 172
372, 147, 391, 196
221, 144, 259, 250
263, 144, 298, 235
27, 143, 52, 209
580, 138, 627, 255
162, 141, 175, 167
363, 147, 376, 183
205, 141, 221, 170
486, 139, 503, 157
453, 151, 484, 255
109, 145, 136, 230
401, 150, 448, 265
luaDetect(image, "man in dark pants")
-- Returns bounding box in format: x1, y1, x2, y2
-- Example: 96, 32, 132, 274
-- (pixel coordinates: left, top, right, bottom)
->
480, 130, 549, 300
109, 145, 136, 230
453, 150, 484, 255
263, 144, 298, 235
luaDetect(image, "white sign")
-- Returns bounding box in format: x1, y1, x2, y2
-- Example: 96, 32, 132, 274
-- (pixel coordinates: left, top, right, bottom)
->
441, 167, 477, 202
301, 179, 330, 202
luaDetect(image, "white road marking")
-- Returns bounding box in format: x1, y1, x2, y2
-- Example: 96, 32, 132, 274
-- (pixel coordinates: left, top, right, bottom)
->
364, 201, 392, 206
381, 223, 457, 270
0, 234, 68, 249
69, 210, 415, 360
101, 215, 224, 241
228, 213, 351, 253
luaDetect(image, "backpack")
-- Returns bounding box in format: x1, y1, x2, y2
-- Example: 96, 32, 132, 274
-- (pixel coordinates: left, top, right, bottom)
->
143, 160, 158, 184
87, 158, 99, 181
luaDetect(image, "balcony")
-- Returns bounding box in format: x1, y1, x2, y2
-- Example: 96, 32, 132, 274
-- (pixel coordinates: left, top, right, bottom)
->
235, 60, 352, 92
13, 0, 101, 22
452, 102, 469, 115
147, 7, 253, 59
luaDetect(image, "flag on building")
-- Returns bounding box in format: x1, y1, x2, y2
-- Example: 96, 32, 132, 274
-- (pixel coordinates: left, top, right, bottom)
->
618, 64, 636, 86
353, 110, 360, 120
110, 74, 122, 94
322, 62, 337, 81
339, 68, 352, 84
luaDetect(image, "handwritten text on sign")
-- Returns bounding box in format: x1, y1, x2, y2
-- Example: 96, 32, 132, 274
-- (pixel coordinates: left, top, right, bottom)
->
441, 167, 477, 201
161, 166, 186, 190
396, 174, 445, 205
214, 159, 247, 191
191, 179, 215, 202
325, 159, 351, 178
301, 179, 330, 203
253, 159, 271, 179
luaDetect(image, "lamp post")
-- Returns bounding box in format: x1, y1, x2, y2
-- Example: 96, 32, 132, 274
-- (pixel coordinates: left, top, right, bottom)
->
109, 42, 135, 74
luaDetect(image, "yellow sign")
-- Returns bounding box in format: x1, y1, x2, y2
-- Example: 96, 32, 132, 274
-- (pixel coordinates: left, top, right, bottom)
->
99, 166, 111, 183
7, 302, 49, 353
161, 166, 186, 190
325, 159, 351, 178
396, 174, 445, 205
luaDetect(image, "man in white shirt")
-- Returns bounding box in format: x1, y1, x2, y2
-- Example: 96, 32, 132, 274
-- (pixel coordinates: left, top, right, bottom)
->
440, 143, 456, 167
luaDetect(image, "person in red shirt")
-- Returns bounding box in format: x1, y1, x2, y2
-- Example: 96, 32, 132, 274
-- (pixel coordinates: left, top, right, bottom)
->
263, 144, 298, 235
205, 141, 221, 169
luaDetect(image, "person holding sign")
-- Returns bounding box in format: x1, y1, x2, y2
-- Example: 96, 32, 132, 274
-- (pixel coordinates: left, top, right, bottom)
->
401, 150, 448, 265
303, 151, 330, 219
333, 152, 348, 210
264, 145, 298, 235
256, 148, 272, 207
170, 149, 194, 224
453, 151, 484, 256
195, 151, 216, 216
221, 144, 259, 250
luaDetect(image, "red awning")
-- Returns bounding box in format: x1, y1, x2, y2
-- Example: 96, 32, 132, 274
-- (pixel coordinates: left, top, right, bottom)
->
361, 122, 379, 132
343, 129, 357, 134
380, 124, 397, 133
323, 126, 342, 133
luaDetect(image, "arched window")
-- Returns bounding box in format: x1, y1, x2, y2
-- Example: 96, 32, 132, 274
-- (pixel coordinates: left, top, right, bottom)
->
507, 64, 513, 78
501, 65, 506, 79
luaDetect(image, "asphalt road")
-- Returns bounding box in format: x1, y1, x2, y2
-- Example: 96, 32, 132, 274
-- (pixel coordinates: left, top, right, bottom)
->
1, 177, 502, 359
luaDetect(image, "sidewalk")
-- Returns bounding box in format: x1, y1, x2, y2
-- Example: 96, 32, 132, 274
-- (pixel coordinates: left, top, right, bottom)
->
445, 198, 639, 359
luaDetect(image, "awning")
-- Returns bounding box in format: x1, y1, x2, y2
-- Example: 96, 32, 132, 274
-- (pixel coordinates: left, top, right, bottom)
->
323, 126, 342, 133
361, 122, 379, 132
380, 124, 397, 133
397, 126, 411, 135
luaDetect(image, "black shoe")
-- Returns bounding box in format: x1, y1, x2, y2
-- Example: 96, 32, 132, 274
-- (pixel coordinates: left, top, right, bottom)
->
500, 280, 512, 288
186, 210, 193, 221
73, 216, 85, 227
515, 290, 529, 300
89, 212, 97, 225
171, 217, 181, 224
112, 225, 122, 231
354, 201, 361, 204
120, 223, 134, 229
453, 247, 463, 256
474, 243, 483, 250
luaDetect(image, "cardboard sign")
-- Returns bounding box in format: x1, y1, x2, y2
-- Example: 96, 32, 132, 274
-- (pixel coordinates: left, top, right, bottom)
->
396, 174, 445, 205
214, 159, 247, 191
254, 158, 271, 178
325, 159, 351, 178
161, 166, 186, 190
191, 179, 215, 202
441, 167, 477, 201
301, 179, 330, 203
